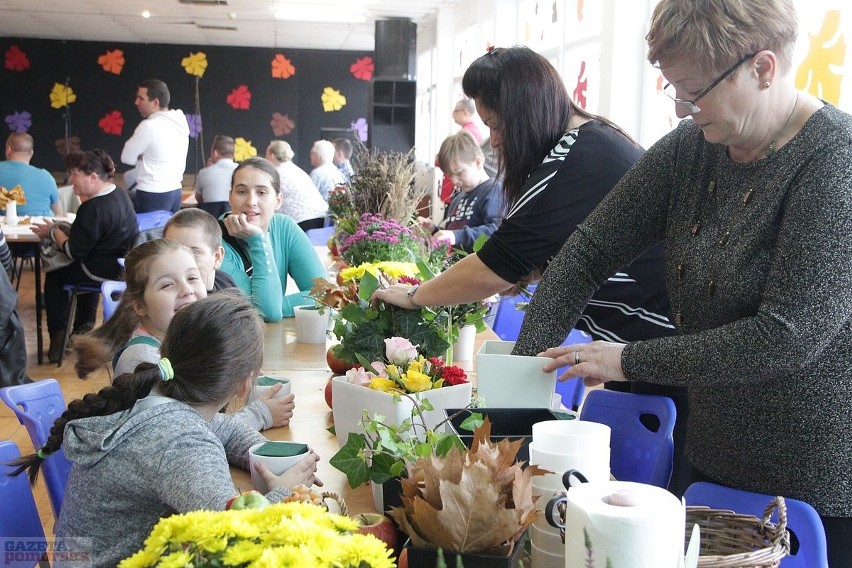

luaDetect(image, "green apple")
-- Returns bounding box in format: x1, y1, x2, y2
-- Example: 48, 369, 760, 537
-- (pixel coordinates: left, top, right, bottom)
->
226, 490, 270, 510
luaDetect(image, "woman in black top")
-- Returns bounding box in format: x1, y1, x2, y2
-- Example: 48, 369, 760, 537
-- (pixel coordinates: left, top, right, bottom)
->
33, 149, 138, 362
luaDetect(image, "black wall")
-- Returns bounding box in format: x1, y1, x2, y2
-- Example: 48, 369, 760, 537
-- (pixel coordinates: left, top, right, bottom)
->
0, 38, 371, 176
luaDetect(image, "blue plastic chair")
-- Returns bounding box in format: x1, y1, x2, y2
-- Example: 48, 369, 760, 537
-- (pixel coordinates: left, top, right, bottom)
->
100, 280, 126, 321
136, 209, 173, 231
0, 379, 72, 520
685, 482, 827, 568
305, 225, 336, 246
0, 441, 50, 567
579, 389, 676, 488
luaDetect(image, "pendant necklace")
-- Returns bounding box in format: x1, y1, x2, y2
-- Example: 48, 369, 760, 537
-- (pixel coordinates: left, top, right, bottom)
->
765, 93, 799, 158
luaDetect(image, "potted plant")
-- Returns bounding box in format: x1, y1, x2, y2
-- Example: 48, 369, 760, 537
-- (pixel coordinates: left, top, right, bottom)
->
119, 501, 396, 568
328, 336, 473, 448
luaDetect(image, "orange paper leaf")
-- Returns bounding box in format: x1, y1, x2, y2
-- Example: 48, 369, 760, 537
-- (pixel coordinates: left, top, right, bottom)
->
98, 49, 125, 74
271, 54, 296, 79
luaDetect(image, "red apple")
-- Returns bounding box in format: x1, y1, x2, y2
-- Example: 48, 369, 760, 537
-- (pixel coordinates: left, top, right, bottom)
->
326, 346, 354, 375
397, 548, 408, 568
356, 513, 398, 552
226, 490, 270, 510
324, 377, 334, 409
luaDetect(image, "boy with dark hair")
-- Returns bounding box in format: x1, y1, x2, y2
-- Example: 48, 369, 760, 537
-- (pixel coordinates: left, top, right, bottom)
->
163, 208, 236, 292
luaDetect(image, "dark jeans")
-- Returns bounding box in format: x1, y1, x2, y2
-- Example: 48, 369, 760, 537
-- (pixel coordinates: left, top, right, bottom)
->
44, 262, 100, 335
687, 464, 852, 566
135, 189, 182, 213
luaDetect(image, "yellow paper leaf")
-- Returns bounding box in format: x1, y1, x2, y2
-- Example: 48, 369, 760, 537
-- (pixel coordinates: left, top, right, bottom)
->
321, 86, 347, 112
234, 137, 257, 162
182, 51, 208, 77
49, 83, 76, 109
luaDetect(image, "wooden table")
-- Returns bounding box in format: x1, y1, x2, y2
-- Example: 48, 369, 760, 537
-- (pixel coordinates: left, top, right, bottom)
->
4, 226, 44, 364
231, 318, 496, 515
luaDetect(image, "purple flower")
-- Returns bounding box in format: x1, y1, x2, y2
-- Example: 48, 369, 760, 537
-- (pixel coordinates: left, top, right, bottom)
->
351, 117, 368, 142
5, 111, 31, 132
186, 114, 202, 139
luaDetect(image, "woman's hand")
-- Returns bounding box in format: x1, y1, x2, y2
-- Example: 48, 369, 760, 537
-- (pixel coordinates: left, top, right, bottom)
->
255, 450, 323, 489
261, 387, 296, 428
538, 341, 628, 387
31, 218, 54, 239
433, 230, 456, 246
223, 212, 263, 239
416, 215, 435, 232
371, 284, 418, 310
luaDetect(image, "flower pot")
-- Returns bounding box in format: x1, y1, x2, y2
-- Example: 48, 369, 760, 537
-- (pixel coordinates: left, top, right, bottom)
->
403, 533, 527, 568
331, 377, 472, 447
450, 325, 476, 362
370, 477, 404, 513
476, 340, 556, 407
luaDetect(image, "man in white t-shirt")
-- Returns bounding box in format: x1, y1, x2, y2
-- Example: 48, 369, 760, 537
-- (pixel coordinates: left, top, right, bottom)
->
194, 135, 237, 218
121, 79, 189, 213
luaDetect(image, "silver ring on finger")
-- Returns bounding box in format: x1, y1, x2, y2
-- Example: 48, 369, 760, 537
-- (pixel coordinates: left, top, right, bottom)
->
574, 351, 581, 365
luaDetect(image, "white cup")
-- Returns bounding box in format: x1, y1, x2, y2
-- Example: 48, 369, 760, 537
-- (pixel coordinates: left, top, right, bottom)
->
530, 540, 564, 568
532, 420, 611, 454
248, 441, 310, 493
531, 522, 564, 550
451, 325, 476, 361
249, 376, 291, 403
294, 305, 330, 344
528, 443, 610, 474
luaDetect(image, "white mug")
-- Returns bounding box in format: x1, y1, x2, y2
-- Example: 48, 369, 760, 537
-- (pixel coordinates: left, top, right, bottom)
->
248, 441, 310, 493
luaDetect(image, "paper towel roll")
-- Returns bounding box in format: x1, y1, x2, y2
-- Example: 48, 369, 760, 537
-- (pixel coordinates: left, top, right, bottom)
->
563, 481, 684, 568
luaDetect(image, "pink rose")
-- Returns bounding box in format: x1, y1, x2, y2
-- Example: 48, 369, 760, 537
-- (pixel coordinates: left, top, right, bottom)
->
384, 337, 418, 365
345, 367, 373, 386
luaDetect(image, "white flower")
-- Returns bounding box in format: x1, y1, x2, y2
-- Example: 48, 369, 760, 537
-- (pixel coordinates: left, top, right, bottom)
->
384, 337, 418, 365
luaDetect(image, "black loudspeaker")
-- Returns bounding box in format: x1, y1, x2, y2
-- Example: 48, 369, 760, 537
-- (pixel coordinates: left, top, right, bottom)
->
374, 19, 416, 80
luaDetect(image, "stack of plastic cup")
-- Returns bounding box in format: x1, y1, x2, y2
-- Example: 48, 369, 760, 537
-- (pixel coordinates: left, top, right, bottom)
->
529, 420, 611, 568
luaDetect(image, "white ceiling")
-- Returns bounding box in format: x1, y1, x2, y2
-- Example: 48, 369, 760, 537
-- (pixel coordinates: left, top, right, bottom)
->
0, 0, 450, 51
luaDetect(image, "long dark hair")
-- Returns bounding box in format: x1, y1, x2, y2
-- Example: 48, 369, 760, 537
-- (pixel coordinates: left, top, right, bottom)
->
462, 46, 634, 206
231, 157, 281, 194
72, 239, 192, 379
64, 149, 115, 180
12, 290, 264, 484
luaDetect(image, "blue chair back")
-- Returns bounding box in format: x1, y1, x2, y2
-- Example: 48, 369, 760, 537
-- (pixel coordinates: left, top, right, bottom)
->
100, 280, 127, 321
0, 441, 49, 567
684, 482, 827, 568
305, 225, 336, 246
0, 379, 72, 519
136, 209, 173, 231
579, 389, 675, 488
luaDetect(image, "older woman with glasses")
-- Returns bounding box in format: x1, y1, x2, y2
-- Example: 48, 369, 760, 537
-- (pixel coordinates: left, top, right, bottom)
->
513, 0, 852, 561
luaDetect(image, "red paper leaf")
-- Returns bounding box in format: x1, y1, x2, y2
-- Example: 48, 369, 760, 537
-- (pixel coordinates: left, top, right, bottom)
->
270, 112, 296, 136
226, 85, 252, 110
350, 56, 374, 81
271, 54, 296, 79
98, 49, 125, 75
98, 110, 124, 136
573, 60, 588, 109
5, 46, 30, 72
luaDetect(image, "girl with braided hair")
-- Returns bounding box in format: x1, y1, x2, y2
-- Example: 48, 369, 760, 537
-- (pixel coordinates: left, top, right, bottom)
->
73, 238, 295, 431
10, 291, 321, 567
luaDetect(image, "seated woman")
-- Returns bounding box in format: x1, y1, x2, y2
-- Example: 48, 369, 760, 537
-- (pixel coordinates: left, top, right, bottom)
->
32, 149, 138, 362
265, 140, 329, 231
219, 157, 327, 321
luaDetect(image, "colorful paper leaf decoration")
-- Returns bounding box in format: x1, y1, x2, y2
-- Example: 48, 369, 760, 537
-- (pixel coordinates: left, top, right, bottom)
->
271, 54, 296, 79
572, 60, 588, 109
49, 83, 77, 109
227, 85, 252, 110
5, 111, 32, 133
234, 137, 257, 162
321, 87, 347, 112
98, 49, 125, 74
98, 110, 124, 135
349, 56, 374, 81
270, 112, 296, 136
350, 117, 368, 142
181, 52, 208, 77
186, 114, 202, 140
4, 46, 30, 72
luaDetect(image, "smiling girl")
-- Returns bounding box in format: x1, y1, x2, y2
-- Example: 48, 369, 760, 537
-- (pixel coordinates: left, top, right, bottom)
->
219, 157, 327, 321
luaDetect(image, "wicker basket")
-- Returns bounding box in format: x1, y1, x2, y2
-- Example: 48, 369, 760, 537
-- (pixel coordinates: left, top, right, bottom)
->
686, 496, 790, 568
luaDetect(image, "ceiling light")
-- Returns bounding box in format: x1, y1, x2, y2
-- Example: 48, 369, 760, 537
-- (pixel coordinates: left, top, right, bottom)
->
141, 10, 151, 18
273, 5, 367, 23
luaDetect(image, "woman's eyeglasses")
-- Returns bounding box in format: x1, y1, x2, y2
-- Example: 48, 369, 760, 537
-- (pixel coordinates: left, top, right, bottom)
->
662, 53, 756, 114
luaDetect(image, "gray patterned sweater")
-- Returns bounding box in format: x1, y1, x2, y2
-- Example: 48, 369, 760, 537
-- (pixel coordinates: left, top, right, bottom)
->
54, 397, 290, 567
515, 104, 852, 516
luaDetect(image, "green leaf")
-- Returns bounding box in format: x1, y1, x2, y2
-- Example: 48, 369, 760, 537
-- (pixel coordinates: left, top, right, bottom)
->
434, 433, 466, 456
472, 233, 489, 252
329, 433, 370, 487
368, 451, 404, 484
459, 413, 484, 432
340, 302, 372, 324
358, 270, 381, 300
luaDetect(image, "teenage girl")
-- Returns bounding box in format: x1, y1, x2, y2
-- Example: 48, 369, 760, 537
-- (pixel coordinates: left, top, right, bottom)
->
73, 239, 295, 430
11, 292, 321, 567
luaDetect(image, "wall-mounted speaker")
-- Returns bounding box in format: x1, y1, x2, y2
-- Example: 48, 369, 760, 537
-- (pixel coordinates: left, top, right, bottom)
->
374, 19, 416, 80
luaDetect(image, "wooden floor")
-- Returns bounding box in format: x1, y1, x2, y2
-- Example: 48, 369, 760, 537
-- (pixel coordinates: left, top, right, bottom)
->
1, 264, 111, 535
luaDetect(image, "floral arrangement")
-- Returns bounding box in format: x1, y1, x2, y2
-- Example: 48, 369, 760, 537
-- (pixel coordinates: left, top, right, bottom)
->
328, 184, 355, 224
345, 337, 468, 395
0, 184, 26, 208
339, 213, 425, 266
119, 501, 395, 568
348, 143, 424, 225
391, 419, 546, 555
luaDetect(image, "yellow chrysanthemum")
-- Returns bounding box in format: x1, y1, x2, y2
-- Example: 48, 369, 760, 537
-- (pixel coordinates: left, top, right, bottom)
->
339, 261, 418, 282
154, 550, 192, 568
402, 369, 433, 392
